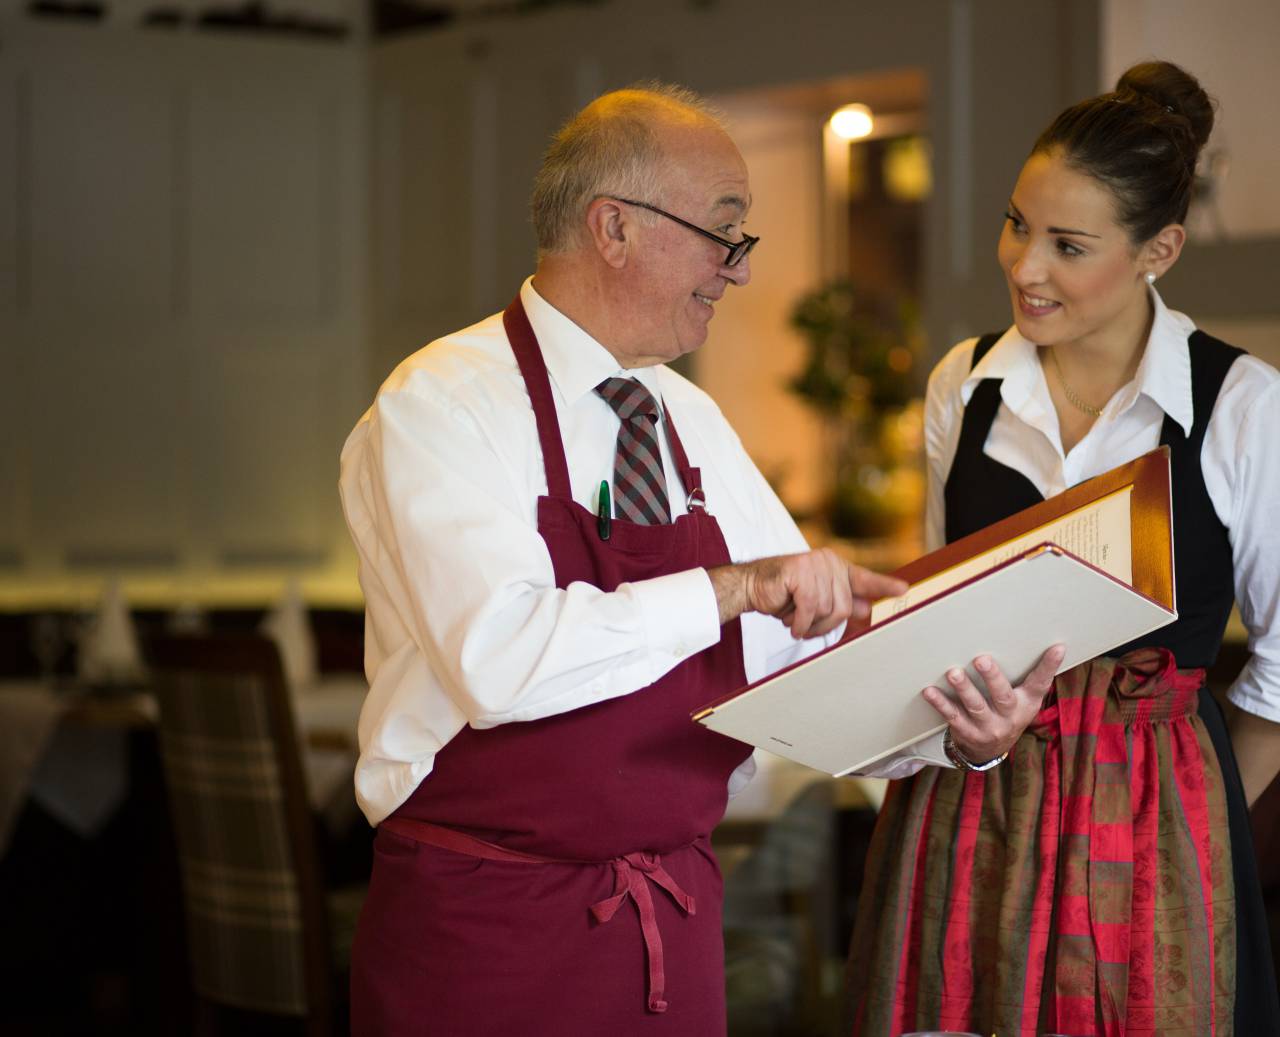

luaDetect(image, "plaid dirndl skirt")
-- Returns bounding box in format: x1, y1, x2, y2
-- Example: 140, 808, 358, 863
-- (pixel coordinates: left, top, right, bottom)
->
847, 647, 1235, 1037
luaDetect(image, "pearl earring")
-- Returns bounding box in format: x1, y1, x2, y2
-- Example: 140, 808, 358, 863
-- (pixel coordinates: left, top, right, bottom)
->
1145, 272, 1157, 286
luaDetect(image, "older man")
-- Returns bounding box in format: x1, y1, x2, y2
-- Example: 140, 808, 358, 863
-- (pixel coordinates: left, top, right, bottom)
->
339, 84, 1059, 1035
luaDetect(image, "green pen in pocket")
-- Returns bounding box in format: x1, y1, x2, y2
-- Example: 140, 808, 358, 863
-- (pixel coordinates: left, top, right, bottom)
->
596, 480, 611, 541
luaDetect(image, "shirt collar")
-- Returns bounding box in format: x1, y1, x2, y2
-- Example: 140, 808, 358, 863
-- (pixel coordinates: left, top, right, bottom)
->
1128, 288, 1195, 436
519, 277, 665, 407
961, 287, 1196, 436
960, 325, 1056, 431
962, 325, 1038, 403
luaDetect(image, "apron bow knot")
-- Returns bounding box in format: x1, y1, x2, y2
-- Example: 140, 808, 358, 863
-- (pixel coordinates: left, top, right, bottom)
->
590, 851, 696, 1012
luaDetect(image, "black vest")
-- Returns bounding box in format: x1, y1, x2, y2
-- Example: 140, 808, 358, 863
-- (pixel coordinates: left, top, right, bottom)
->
943, 330, 1244, 669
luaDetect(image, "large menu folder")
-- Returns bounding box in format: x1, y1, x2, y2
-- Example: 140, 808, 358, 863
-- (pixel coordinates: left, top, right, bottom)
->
693, 447, 1176, 776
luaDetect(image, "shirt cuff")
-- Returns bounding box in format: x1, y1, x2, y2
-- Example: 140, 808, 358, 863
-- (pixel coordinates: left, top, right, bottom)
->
908, 730, 952, 768
854, 730, 951, 779
726, 753, 758, 799
1227, 658, 1280, 724
627, 567, 721, 670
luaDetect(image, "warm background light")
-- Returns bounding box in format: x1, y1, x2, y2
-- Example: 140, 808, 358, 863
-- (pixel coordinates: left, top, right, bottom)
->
883, 136, 933, 201
829, 103, 873, 140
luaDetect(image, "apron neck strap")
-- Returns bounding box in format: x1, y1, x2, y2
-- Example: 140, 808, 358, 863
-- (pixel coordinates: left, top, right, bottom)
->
503, 294, 573, 501
503, 291, 707, 511
662, 411, 705, 511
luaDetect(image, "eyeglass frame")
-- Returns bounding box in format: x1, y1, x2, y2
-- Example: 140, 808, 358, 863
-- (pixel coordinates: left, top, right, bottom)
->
607, 197, 759, 267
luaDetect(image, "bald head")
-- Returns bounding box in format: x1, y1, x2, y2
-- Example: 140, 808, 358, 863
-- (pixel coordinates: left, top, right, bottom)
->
530, 83, 725, 257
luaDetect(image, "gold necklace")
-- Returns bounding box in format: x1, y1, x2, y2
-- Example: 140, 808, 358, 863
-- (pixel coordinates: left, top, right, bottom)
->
1048, 349, 1104, 418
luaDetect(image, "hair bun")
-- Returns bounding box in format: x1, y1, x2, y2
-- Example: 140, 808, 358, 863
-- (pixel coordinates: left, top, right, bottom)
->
1033, 59, 1216, 241
1116, 60, 1216, 155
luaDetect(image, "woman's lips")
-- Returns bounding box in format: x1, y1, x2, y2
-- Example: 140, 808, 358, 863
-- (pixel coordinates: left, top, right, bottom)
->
1017, 290, 1060, 318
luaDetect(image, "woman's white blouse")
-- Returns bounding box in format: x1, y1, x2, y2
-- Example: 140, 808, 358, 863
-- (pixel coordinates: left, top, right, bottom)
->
923, 290, 1280, 723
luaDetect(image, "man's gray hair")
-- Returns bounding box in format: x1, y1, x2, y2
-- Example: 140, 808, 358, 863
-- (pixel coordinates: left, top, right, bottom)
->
530, 82, 724, 257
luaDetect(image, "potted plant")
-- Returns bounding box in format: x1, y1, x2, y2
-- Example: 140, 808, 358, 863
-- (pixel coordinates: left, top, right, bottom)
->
787, 281, 924, 540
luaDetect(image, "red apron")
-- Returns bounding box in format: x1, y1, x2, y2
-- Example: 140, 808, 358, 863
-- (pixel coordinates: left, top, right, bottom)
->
350, 296, 753, 1036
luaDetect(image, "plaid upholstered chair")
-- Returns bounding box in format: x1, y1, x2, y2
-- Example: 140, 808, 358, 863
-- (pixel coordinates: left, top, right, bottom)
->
147, 633, 363, 1037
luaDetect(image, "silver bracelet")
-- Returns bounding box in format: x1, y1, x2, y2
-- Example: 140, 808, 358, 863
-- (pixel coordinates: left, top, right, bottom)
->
943, 728, 1009, 772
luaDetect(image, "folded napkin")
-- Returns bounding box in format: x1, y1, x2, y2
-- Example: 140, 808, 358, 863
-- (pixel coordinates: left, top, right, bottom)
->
260, 578, 318, 692
77, 579, 146, 686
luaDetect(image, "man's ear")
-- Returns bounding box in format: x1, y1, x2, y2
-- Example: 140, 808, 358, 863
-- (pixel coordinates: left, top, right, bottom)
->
585, 197, 629, 269
1142, 223, 1186, 280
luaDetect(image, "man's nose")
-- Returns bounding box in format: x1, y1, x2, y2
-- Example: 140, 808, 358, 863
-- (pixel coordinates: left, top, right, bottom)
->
722, 252, 751, 287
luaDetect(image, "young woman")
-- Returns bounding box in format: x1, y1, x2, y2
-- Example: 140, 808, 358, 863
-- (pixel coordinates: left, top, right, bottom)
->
847, 61, 1280, 1037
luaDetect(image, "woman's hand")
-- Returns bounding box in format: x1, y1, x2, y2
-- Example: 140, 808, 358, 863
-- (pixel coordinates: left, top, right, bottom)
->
922, 644, 1066, 765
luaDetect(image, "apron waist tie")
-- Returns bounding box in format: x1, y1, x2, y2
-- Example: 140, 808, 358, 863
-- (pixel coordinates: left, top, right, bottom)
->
380, 816, 695, 1014
590, 851, 694, 1012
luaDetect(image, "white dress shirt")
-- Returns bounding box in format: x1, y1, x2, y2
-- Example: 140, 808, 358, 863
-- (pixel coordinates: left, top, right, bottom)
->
340, 279, 943, 825
924, 289, 1280, 726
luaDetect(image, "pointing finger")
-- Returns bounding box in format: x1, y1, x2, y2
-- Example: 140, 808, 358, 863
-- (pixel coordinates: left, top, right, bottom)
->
849, 566, 909, 602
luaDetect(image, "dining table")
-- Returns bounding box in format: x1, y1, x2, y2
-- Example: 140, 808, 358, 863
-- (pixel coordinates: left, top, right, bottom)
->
0, 672, 369, 858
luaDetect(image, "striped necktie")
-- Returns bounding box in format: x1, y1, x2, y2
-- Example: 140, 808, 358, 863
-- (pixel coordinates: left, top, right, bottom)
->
595, 377, 671, 525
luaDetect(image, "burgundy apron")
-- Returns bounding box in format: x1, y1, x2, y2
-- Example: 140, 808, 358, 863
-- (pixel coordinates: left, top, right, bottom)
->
350, 296, 753, 1036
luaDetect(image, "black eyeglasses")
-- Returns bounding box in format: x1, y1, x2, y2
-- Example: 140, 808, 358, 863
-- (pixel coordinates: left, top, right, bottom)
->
610, 197, 759, 267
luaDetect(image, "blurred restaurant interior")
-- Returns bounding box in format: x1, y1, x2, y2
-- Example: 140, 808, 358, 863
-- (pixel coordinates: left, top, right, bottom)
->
1, 0, 1278, 1032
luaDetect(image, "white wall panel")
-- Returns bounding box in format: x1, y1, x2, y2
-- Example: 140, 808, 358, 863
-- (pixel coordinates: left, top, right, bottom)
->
28, 338, 184, 565
0, 341, 24, 567
28, 59, 176, 315
0, 69, 25, 566
488, 68, 568, 308
2, 25, 367, 603
381, 85, 473, 323
188, 345, 332, 566
0, 71, 19, 315
188, 84, 327, 322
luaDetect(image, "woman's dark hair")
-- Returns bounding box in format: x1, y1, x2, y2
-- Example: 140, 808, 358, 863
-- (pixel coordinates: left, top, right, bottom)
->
1032, 60, 1216, 244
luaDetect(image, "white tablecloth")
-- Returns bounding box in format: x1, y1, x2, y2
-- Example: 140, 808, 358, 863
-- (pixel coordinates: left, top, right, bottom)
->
0, 681, 70, 853
0, 674, 370, 854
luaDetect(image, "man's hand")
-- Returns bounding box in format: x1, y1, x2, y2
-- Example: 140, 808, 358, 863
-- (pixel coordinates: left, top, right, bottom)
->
922, 644, 1066, 765
708, 550, 908, 640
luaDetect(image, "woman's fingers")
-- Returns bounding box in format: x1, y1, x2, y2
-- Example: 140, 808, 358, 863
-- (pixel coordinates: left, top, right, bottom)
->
922, 644, 1068, 764
975, 655, 1016, 714
946, 666, 989, 716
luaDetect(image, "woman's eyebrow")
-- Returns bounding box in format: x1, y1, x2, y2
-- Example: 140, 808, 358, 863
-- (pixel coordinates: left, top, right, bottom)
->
1010, 200, 1101, 239
1048, 224, 1102, 238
